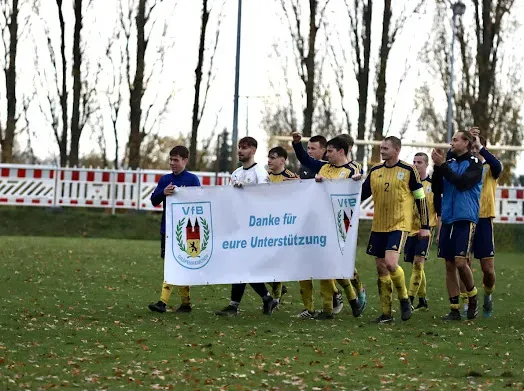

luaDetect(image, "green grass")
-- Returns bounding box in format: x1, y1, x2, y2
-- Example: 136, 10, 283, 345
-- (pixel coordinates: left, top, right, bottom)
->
0, 237, 523, 390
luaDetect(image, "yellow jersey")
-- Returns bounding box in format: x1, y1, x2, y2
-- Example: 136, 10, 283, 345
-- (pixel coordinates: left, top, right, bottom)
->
318, 163, 358, 180
362, 160, 428, 233
479, 163, 497, 218
268, 169, 299, 183
410, 177, 438, 235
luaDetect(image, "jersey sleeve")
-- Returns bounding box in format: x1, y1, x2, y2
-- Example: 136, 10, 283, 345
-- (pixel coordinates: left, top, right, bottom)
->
192, 174, 201, 186
407, 166, 429, 229
256, 166, 270, 184
361, 173, 372, 201
439, 156, 483, 191
292, 142, 325, 174
479, 147, 502, 179
151, 176, 167, 206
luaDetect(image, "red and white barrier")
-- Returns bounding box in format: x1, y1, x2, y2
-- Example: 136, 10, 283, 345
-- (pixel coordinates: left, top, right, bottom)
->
1, 164, 523, 223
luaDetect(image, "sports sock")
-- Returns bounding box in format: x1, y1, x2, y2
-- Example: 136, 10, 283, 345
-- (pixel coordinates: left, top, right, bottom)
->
177, 286, 190, 305
390, 265, 408, 300
299, 280, 314, 313
378, 275, 393, 316
271, 282, 283, 299
408, 262, 424, 298
319, 279, 336, 314
337, 278, 357, 301
160, 282, 173, 304
351, 268, 364, 292
483, 283, 495, 296
418, 268, 427, 298
460, 292, 469, 304
449, 296, 460, 310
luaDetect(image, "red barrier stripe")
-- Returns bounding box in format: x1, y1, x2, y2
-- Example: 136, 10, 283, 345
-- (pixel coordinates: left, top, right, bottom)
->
101, 200, 109, 206
60, 171, 65, 180
71, 171, 79, 181
87, 172, 95, 182
17, 169, 25, 178
1, 168, 9, 177
48, 200, 53, 204
116, 201, 124, 206
517, 190, 524, 199
0, 198, 7, 202
501, 189, 509, 199
132, 173, 137, 183
142, 203, 146, 208
131, 202, 136, 207
86, 200, 93, 205
155, 174, 162, 183
501, 216, 509, 221
34, 169, 42, 179
517, 217, 524, 222
117, 173, 125, 183
31, 199, 40, 204
366, 212, 374, 217
70, 200, 78, 205
102, 172, 110, 182
50, 170, 54, 179
16, 198, 24, 203
202, 176, 210, 185
58, 200, 63, 204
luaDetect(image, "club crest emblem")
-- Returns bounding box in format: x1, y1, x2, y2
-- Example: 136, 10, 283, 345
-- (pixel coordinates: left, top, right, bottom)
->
330, 194, 358, 254
171, 202, 213, 269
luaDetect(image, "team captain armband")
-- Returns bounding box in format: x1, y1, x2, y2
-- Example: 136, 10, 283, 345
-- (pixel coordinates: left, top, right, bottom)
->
413, 187, 426, 200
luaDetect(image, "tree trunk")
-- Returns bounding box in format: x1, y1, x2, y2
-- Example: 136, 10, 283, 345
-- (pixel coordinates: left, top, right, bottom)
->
128, 0, 146, 170
1, 0, 18, 163
189, 0, 210, 169
69, 0, 83, 167
56, 0, 69, 167
355, 0, 372, 163
302, 0, 317, 137
371, 0, 391, 163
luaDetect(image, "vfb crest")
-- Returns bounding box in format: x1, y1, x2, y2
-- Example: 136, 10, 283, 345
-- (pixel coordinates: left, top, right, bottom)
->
330, 194, 357, 254
171, 202, 213, 269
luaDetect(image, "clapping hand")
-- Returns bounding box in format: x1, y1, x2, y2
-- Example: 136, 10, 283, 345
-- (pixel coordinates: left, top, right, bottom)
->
431, 148, 446, 166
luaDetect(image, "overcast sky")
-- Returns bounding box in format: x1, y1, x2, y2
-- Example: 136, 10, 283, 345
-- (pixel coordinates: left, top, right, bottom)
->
3, 0, 524, 174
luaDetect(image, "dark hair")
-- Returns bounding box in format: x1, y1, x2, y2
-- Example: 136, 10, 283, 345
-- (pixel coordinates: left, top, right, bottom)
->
384, 136, 402, 150
238, 136, 257, 148
414, 152, 429, 164
309, 135, 327, 149
326, 137, 349, 156
458, 130, 474, 150
268, 146, 287, 160
337, 133, 354, 148
169, 146, 189, 159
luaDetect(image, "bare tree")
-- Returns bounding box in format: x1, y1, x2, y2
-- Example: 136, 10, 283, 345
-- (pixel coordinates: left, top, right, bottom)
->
0, 0, 18, 162
417, 0, 521, 184
279, 0, 332, 137
189, 0, 223, 169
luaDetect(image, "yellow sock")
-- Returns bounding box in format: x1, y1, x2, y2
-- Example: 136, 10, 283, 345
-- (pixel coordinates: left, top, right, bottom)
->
271, 282, 283, 299
467, 286, 478, 297
337, 278, 357, 301
460, 292, 469, 304
390, 265, 408, 300
351, 268, 364, 292
418, 269, 427, 298
160, 282, 173, 304
319, 279, 336, 314
299, 280, 314, 313
378, 275, 393, 315
408, 262, 424, 298
483, 284, 494, 295
177, 286, 191, 305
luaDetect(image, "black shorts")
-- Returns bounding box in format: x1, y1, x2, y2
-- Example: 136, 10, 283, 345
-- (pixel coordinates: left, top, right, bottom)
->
437, 221, 475, 260
404, 228, 434, 263
473, 217, 495, 259
160, 233, 166, 259
366, 230, 407, 259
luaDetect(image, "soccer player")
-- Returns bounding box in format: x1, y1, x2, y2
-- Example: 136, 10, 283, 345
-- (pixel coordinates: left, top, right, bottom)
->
404, 152, 441, 311
266, 146, 299, 303
215, 136, 279, 316
298, 135, 327, 179
431, 130, 483, 321
148, 146, 201, 313
292, 132, 364, 319
461, 128, 501, 318
361, 136, 430, 324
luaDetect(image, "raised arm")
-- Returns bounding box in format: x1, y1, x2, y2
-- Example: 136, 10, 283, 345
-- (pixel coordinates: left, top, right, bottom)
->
480, 147, 502, 179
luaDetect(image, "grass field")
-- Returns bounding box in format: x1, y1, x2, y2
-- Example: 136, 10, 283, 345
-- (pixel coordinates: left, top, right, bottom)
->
1, 236, 523, 390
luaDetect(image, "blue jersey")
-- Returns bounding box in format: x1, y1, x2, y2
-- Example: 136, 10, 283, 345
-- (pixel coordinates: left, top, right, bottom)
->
150, 170, 201, 234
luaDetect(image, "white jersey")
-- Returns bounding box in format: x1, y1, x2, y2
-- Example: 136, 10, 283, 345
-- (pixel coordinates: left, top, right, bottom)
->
230, 163, 269, 186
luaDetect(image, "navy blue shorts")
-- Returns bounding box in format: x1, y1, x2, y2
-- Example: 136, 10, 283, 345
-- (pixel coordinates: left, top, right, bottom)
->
437, 221, 475, 260
473, 217, 495, 259
160, 234, 166, 259
366, 231, 407, 259
404, 228, 434, 263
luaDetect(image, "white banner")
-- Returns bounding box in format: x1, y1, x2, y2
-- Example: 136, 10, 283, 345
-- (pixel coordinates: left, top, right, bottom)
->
164, 179, 362, 285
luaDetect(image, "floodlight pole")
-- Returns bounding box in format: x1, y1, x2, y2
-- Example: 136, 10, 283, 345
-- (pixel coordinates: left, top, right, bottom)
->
447, 1, 466, 143
231, 0, 242, 171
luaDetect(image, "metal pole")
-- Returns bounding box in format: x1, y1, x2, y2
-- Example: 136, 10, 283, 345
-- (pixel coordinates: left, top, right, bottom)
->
231, 0, 242, 171
245, 96, 249, 136
447, 13, 457, 143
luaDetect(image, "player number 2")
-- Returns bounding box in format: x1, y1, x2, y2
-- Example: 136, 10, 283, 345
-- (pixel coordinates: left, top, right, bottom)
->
384, 182, 390, 192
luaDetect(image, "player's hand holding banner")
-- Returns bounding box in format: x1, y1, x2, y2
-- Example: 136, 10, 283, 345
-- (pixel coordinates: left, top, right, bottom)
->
164, 179, 362, 285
